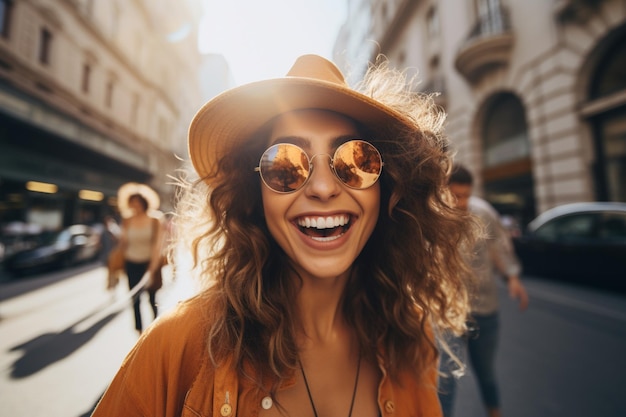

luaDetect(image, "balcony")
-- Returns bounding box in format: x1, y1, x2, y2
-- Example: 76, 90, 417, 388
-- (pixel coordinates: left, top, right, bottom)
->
454, 6, 514, 83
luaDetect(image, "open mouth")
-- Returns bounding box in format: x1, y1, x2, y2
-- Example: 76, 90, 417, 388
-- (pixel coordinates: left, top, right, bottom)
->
296, 214, 352, 242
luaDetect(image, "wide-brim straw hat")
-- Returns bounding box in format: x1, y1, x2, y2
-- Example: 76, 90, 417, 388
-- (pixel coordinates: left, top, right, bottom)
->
188, 54, 414, 184
117, 182, 160, 218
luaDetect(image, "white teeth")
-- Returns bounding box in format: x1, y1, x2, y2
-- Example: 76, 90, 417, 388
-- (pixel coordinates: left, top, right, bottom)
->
311, 235, 341, 242
297, 215, 350, 229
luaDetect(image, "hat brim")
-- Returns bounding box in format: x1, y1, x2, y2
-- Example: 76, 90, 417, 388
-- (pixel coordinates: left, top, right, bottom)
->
117, 182, 160, 218
188, 77, 413, 183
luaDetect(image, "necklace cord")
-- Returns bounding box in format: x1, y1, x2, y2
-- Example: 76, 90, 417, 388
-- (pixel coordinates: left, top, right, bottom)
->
299, 350, 362, 417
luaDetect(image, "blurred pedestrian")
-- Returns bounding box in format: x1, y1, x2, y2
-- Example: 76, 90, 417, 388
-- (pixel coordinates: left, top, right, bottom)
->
439, 164, 529, 417
92, 54, 477, 416
99, 215, 120, 264
117, 182, 164, 334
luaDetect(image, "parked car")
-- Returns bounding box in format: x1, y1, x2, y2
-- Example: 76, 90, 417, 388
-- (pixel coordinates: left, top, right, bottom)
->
513, 202, 626, 292
3, 224, 102, 276
0, 222, 44, 264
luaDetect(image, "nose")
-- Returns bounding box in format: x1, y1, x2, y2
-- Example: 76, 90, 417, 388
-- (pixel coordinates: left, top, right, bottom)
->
304, 154, 341, 200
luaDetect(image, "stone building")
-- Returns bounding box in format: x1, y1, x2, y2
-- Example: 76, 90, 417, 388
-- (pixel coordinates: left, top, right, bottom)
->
334, 0, 626, 226
0, 0, 206, 230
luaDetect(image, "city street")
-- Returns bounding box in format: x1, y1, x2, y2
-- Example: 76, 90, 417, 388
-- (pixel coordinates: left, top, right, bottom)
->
1, 264, 626, 417
1, 2, 624, 417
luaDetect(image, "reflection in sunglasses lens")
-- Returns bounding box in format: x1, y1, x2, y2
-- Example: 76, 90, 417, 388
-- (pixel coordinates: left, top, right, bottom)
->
334, 141, 382, 189
260, 144, 309, 192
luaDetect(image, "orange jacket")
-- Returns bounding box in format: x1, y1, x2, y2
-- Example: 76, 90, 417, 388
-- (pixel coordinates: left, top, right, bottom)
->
92, 295, 443, 417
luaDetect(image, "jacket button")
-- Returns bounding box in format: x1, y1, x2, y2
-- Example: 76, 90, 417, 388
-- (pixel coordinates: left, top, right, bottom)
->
384, 400, 395, 413
220, 403, 232, 416
261, 396, 273, 409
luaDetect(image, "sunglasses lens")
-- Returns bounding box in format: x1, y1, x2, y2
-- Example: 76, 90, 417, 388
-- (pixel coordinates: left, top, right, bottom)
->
333, 141, 383, 189
259, 144, 310, 192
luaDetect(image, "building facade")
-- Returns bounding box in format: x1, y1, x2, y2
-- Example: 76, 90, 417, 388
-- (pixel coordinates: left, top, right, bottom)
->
334, 0, 626, 226
0, 0, 206, 231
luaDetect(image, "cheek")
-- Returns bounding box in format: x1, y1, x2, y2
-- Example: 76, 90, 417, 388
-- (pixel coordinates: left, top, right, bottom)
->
261, 188, 287, 237
361, 185, 381, 232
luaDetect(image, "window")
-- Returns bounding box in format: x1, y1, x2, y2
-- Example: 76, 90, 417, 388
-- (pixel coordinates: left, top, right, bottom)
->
39, 28, 53, 65
599, 213, 626, 240
0, 0, 13, 39
81, 63, 91, 93
130, 92, 140, 126
588, 34, 626, 202
590, 40, 626, 99
427, 6, 439, 38
475, 0, 506, 35
105, 80, 114, 107
483, 93, 530, 167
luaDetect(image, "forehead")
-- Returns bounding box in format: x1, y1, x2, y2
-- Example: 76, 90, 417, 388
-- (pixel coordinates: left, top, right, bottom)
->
268, 109, 361, 147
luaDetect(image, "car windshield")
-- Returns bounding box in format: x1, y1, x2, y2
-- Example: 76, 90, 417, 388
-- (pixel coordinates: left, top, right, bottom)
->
535, 211, 626, 241
38, 230, 72, 245
534, 213, 596, 240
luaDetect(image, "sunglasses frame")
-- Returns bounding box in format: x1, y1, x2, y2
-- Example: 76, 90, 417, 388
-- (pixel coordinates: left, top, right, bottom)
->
255, 139, 384, 194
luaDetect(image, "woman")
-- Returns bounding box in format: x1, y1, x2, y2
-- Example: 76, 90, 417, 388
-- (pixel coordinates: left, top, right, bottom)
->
117, 183, 164, 334
92, 55, 475, 416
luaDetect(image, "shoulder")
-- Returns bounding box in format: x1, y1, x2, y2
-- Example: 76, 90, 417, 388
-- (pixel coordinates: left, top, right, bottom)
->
118, 295, 212, 384
469, 196, 501, 225
469, 196, 497, 217
142, 294, 210, 348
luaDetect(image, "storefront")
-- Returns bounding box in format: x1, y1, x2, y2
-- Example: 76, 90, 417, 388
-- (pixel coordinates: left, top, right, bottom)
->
0, 85, 151, 231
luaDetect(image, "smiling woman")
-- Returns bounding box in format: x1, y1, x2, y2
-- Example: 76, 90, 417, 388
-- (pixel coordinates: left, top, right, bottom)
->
91, 54, 478, 417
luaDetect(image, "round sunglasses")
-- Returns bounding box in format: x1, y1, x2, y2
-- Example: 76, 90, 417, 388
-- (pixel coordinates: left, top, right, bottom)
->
255, 140, 384, 193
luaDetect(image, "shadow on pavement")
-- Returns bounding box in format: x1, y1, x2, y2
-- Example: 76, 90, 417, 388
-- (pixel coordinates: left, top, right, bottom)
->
78, 390, 105, 417
8, 301, 123, 379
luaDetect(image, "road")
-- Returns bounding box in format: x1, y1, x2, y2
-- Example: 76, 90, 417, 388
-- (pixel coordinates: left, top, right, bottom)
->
452, 276, 626, 417
1, 265, 625, 417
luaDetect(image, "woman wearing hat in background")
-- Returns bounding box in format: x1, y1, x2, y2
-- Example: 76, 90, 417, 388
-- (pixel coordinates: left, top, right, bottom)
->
92, 55, 476, 416
117, 183, 164, 335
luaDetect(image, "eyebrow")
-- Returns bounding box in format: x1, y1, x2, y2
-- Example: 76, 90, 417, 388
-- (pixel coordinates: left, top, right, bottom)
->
269, 134, 357, 150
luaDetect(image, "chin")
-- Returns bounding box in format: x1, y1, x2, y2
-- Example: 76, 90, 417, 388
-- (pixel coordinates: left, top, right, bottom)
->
295, 256, 355, 281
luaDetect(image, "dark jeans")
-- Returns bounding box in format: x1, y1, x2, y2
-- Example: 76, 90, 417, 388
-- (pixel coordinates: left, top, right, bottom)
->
438, 313, 501, 416
125, 260, 158, 332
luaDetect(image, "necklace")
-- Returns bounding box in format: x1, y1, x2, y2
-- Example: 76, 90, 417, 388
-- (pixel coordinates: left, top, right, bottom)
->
299, 350, 361, 417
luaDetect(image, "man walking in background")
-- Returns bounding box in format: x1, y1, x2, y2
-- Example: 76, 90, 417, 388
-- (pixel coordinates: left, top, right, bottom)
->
439, 164, 529, 417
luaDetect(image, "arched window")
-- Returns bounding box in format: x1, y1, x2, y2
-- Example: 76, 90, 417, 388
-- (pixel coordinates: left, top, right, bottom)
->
481, 92, 535, 226
1, 0, 14, 39
587, 30, 626, 202
483, 93, 530, 168
590, 39, 626, 99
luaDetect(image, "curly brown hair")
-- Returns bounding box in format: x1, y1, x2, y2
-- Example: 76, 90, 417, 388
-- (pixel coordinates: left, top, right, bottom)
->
173, 57, 475, 394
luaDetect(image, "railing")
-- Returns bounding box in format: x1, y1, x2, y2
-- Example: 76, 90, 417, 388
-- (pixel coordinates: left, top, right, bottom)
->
464, 5, 512, 45
454, 4, 514, 82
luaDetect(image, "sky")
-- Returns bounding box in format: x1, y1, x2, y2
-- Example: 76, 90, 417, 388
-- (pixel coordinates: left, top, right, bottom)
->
198, 0, 347, 86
